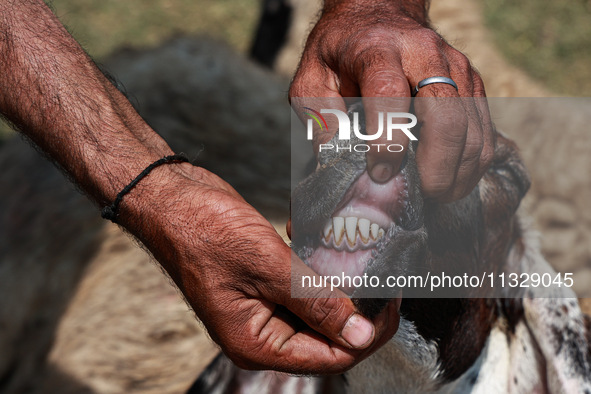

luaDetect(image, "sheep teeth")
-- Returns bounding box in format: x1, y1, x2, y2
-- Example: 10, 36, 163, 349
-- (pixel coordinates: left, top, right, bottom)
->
358, 218, 370, 243
333, 217, 345, 246
323, 221, 332, 242
321, 216, 387, 250
370, 223, 379, 240
345, 217, 358, 246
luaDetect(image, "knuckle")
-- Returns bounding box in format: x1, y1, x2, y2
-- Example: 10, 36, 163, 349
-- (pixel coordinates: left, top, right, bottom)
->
347, 45, 410, 96
447, 48, 472, 72
289, 68, 319, 98
365, 72, 409, 96
344, 29, 398, 62
423, 47, 447, 68
352, 45, 391, 70
385, 74, 410, 96
353, 27, 396, 50
306, 297, 346, 330
289, 78, 303, 97
418, 29, 445, 49
224, 334, 269, 370
416, 33, 450, 64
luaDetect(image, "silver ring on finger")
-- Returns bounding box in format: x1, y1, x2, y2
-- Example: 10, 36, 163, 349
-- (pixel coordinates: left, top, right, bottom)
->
413, 76, 458, 96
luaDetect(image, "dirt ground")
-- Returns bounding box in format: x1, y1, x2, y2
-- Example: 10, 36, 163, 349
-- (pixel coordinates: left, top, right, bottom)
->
2, 0, 589, 393
429, 0, 550, 97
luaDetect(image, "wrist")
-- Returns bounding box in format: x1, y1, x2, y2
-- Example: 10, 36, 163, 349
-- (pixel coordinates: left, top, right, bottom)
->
100, 153, 191, 223
322, 0, 429, 26
113, 159, 200, 229
111, 160, 207, 276
82, 133, 173, 206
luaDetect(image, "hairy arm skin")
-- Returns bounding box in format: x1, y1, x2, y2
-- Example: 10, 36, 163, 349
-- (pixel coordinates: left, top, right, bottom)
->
0, 1, 173, 204
290, 0, 495, 201
323, 0, 430, 23
0, 0, 403, 373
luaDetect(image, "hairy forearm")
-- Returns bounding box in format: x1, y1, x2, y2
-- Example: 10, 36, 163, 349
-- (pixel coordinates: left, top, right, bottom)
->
0, 0, 176, 208
323, 0, 430, 24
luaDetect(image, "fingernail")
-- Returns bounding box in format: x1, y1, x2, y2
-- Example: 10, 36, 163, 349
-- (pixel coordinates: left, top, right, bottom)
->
370, 163, 394, 183
341, 313, 374, 348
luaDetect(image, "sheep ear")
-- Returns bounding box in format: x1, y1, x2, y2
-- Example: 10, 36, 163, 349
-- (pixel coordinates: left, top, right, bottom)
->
480, 131, 531, 220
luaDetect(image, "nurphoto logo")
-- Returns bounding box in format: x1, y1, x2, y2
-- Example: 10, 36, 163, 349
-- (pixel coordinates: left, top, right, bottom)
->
304, 107, 418, 153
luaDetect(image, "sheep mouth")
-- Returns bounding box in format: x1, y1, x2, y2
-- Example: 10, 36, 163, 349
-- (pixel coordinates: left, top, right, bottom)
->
299, 168, 412, 295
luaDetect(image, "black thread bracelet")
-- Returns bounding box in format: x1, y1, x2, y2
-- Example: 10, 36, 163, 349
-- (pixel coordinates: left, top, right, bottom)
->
101, 153, 189, 223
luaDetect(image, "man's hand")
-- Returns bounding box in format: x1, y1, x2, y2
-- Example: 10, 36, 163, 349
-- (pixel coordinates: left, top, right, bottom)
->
121, 163, 400, 373
290, 0, 495, 201
0, 0, 398, 374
